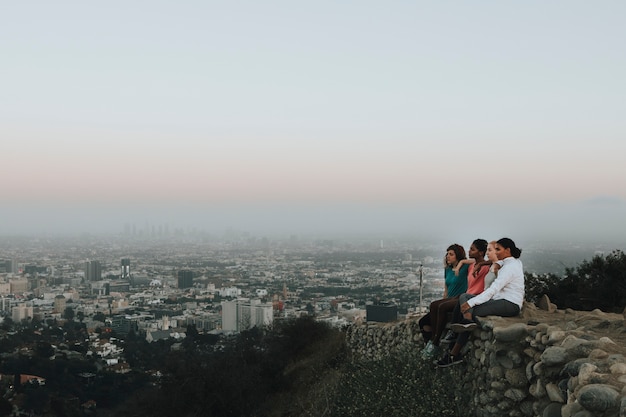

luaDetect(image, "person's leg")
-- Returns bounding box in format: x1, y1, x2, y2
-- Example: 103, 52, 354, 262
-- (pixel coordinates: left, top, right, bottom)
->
436, 332, 468, 367
450, 332, 468, 356
428, 298, 446, 333
453, 293, 476, 323
451, 300, 462, 324
440, 299, 520, 367
449, 297, 473, 354
472, 299, 520, 318
441, 294, 476, 345
432, 296, 459, 344
418, 312, 432, 342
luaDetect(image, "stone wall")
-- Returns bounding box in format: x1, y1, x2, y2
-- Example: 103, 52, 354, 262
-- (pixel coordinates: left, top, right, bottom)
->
345, 303, 626, 417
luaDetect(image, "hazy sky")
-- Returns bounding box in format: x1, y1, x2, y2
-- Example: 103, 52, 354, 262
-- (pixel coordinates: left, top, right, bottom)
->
1, 1, 625, 244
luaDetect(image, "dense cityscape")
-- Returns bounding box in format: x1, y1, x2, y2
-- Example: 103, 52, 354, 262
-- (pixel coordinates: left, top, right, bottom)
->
0, 228, 623, 415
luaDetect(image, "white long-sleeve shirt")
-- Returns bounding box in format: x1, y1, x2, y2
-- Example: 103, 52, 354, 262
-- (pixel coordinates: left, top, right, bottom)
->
467, 256, 524, 309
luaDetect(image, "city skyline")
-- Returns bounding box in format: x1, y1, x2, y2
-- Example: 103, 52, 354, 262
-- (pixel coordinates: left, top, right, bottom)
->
1, 2, 625, 244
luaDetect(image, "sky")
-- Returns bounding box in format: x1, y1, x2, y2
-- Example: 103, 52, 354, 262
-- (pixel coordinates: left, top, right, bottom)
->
1, 1, 625, 245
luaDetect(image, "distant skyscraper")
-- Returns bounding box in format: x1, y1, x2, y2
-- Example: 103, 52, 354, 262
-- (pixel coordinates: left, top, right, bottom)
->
84, 260, 102, 281
178, 270, 193, 289
5, 259, 18, 274
121, 258, 130, 280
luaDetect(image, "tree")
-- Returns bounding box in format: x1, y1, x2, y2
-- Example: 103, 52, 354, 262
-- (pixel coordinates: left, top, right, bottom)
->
525, 250, 626, 313
0, 397, 12, 417
35, 342, 55, 359
64, 306, 75, 321
305, 302, 315, 315
573, 250, 626, 312
1, 317, 13, 331
93, 311, 106, 323
76, 311, 85, 322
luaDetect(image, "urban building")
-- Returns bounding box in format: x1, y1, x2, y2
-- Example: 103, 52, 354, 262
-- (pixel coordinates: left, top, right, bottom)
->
221, 298, 273, 332
177, 270, 193, 289
9, 278, 29, 294
54, 294, 67, 314
366, 302, 398, 322
108, 281, 130, 294
84, 260, 102, 281
12, 302, 34, 322
121, 258, 130, 280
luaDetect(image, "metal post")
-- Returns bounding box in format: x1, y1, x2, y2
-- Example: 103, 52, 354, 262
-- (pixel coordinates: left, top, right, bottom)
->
418, 263, 423, 313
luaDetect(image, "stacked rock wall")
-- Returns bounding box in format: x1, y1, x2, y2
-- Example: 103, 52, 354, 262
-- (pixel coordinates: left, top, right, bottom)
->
345, 305, 626, 417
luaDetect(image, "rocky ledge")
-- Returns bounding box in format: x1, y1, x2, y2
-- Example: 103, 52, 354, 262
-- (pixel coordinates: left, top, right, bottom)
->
345, 297, 626, 417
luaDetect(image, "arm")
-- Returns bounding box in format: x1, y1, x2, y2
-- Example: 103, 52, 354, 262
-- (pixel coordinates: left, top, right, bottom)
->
454, 259, 474, 276
473, 260, 492, 276
467, 262, 515, 308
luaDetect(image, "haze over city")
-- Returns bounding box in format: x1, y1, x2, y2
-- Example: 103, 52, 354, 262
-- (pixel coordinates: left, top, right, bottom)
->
2, 1, 625, 246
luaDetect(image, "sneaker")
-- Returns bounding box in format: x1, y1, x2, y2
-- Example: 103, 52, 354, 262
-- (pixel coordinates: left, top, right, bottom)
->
449, 319, 478, 333
436, 352, 463, 368
440, 330, 457, 345
421, 340, 440, 359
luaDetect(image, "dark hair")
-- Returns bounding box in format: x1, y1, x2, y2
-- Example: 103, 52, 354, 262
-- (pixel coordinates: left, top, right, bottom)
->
472, 238, 488, 254
496, 237, 522, 258
445, 243, 466, 266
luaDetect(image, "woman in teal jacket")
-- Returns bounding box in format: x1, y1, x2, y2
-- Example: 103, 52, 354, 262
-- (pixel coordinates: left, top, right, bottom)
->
419, 243, 469, 358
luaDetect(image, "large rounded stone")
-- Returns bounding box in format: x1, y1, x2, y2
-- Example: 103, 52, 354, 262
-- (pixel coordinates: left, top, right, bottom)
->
561, 358, 594, 377
526, 361, 536, 381
519, 400, 534, 416
530, 379, 547, 398
576, 384, 620, 412
490, 381, 506, 390
542, 347, 568, 366
494, 323, 528, 342
610, 362, 626, 374
496, 351, 514, 369
542, 402, 562, 417
504, 387, 527, 401
489, 365, 504, 380
560, 402, 583, 417
577, 363, 598, 383
588, 348, 608, 359
546, 382, 565, 403
560, 335, 589, 350
548, 330, 566, 345
506, 368, 528, 387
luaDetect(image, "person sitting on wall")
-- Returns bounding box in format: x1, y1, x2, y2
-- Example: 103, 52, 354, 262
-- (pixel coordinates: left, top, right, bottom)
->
436, 237, 524, 367
440, 239, 497, 346
418, 243, 469, 359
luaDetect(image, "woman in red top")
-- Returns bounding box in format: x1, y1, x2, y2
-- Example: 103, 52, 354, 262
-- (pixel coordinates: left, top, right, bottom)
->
420, 239, 489, 359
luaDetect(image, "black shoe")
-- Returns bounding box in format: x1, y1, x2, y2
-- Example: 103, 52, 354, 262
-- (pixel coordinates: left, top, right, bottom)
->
440, 330, 457, 345
449, 319, 478, 333
436, 352, 463, 368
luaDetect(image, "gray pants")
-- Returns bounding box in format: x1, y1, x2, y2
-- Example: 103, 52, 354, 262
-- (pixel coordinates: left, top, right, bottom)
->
455, 295, 520, 351
461, 293, 520, 319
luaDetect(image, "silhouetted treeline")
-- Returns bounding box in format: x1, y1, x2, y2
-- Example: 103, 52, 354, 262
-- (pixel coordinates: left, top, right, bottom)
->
525, 249, 626, 312
111, 316, 347, 417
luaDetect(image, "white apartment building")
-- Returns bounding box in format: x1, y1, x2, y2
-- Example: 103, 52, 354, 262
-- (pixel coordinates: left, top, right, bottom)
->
12, 302, 34, 322
221, 298, 273, 332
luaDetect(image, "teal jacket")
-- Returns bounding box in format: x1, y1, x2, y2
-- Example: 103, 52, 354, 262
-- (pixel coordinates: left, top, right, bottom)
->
444, 263, 469, 297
